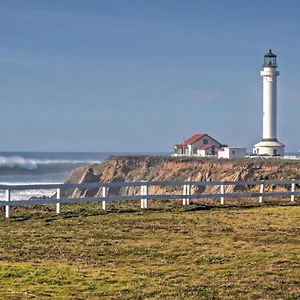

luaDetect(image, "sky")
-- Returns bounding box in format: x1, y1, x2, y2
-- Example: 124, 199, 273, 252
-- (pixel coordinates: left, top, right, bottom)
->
0, 0, 300, 152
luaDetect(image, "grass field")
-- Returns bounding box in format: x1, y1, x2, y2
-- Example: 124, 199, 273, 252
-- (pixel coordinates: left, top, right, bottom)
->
0, 201, 299, 299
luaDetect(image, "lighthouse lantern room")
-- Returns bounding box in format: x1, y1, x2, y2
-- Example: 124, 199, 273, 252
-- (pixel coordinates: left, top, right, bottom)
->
264, 49, 277, 67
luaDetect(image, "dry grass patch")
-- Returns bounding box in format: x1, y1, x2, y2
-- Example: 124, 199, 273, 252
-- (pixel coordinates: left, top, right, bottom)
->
0, 203, 299, 299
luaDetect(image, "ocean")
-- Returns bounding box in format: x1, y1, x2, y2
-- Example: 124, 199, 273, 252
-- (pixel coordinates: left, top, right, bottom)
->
0, 152, 109, 200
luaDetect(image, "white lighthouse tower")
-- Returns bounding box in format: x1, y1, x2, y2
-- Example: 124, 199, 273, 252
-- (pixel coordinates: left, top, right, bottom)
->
253, 49, 285, 156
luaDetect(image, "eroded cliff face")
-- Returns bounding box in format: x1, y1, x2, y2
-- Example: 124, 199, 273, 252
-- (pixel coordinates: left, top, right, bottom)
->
63, 156, 300, 198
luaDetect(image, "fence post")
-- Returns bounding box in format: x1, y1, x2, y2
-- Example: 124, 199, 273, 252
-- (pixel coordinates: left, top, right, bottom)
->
291, 179, 295, 202
140, 185, 144, 208
144, 185, 148, 209
56, 188, 61, 214
141, 183, 148, 209
259, 181, 264, 203
220, 184, 225, 205
182, 183, 191, 205
102, 186, 107, 210
5, 189, 10, 218
186, 183, 191, 205
183, 184, 186, 205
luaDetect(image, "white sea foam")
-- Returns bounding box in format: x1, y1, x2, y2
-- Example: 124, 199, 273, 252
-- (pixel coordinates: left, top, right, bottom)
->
7, 189, 56, 201
0, 155, 102, 170
0, 156, 38, 170
0, 181, 60, 200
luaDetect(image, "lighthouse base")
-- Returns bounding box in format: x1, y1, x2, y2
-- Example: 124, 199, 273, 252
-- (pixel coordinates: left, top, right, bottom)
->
253, 139, 285, 156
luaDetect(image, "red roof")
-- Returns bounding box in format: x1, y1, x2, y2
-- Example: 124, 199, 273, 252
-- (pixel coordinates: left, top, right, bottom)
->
197, 144, 215, 150
183, 134, 206, 145
175, 144, 188, 148
175, 133, 222, 148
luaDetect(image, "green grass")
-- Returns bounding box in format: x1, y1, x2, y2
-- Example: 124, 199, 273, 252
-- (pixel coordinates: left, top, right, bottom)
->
0, 202, 299, 299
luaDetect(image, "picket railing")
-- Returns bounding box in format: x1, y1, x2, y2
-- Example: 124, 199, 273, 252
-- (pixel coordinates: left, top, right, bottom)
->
0, 179, 298, 218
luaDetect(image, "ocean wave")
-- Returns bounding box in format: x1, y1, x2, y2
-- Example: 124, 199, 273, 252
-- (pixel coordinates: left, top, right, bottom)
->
0, 155, 102, 175
0, 156, 39, 170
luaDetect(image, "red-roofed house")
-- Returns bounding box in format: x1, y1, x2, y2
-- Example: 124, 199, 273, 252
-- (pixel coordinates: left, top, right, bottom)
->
174, 133, 222, 157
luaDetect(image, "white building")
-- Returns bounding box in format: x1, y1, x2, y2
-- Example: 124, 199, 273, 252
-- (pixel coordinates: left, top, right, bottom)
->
218, 147, 247, 159
253, 50, 285, 156
174, 133, 222, 157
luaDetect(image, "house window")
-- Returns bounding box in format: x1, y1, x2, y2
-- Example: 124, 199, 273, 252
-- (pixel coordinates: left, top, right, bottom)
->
273, 149, 277, 155
211, 146, 215, 155
203, 139, 208, 144
193, 147, 197, 155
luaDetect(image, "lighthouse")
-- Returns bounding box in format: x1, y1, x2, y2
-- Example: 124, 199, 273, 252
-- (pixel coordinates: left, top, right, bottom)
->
253, 49, 285, 156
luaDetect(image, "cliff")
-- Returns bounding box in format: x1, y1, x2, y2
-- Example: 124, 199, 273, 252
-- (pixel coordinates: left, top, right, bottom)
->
63, 156, 300, 198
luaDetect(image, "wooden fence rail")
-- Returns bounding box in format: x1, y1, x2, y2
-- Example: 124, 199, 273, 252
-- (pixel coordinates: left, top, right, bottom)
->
0, 179, 298, 218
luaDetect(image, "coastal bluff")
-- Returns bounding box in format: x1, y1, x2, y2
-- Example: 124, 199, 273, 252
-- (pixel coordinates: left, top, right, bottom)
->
63, 156, 300, 198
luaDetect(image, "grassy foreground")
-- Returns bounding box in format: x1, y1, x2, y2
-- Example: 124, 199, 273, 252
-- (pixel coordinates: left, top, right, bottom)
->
0, 202, 299, 299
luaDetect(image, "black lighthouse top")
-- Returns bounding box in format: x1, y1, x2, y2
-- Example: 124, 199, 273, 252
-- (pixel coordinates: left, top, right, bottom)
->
264, 49, 277, 67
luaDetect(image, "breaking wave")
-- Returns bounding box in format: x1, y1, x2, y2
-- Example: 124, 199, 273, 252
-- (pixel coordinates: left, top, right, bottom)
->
0, 152, 106, 199
0, 155, 102, 175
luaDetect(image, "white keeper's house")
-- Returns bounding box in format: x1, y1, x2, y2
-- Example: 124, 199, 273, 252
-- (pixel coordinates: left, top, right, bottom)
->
173, 133, 223, 157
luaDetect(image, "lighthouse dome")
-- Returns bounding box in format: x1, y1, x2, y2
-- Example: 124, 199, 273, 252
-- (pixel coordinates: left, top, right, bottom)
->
264, 49, 276, 57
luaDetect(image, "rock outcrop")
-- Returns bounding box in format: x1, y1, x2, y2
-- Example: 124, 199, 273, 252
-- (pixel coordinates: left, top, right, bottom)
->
63, 156, 300, 198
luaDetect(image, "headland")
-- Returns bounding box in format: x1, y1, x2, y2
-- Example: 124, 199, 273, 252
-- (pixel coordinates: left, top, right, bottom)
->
64, 155, 300, 198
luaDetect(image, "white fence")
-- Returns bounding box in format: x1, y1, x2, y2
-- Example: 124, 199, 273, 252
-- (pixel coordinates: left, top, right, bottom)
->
0, 179, 299, 218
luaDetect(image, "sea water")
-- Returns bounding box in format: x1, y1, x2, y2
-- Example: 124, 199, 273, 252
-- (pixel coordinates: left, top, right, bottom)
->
0, 152, 109, 200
